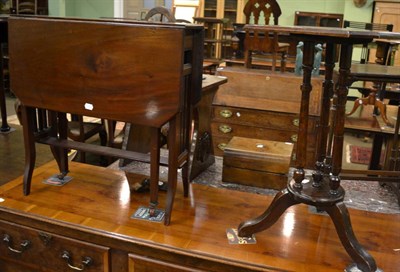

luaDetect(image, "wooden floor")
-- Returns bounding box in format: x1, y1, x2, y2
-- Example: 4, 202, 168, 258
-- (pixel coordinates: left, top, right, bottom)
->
0, 124, 55, 184
0, 124, 104, 185
0, 160, 399, 271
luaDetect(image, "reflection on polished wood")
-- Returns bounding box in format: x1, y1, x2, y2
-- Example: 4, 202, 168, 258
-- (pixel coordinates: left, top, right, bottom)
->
0, 161, 399, 271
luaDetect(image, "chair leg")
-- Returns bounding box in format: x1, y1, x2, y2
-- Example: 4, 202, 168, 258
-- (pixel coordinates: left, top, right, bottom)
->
99, 126, 108, 166
165, 117, 178, 225
280, 51, 287, 73
182, 162, 189, 198
99, 126, 108, 147
56, 112, 69, 176
20, 106, 36, 196
149, 127, 160, 217
48, 111, 62, 168
244, 49, 252, 69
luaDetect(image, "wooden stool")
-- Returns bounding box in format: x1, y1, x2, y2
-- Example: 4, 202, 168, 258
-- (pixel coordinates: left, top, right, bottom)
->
223, 136, 293, 190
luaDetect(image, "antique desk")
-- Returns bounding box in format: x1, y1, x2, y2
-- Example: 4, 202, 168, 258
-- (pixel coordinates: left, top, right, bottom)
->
238, 25, 400, 272
8, 16, 204, 225
0, 15, 11, 133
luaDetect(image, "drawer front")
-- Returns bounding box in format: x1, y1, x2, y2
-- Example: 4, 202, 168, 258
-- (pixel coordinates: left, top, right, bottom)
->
213, 106, 317, 132
211, 122, 317, 148
213, 135, 316, 169
0, 220, 110, 272
128, 253, 207, 272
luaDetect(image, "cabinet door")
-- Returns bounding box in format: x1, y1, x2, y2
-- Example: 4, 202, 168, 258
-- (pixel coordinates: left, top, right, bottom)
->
128, 253, 207, 272
203, 0, 218, 17
202, 0, 245, 58
373, 1, 400, 66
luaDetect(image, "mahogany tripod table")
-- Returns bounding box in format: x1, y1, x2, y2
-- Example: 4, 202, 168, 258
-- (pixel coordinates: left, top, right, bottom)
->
238, 25, 400, 272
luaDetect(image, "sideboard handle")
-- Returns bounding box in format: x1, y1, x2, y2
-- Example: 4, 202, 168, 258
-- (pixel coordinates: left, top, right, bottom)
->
61, 250, 93, 271
217, 143, 227, 151
219, 109, 232, 118
219, 124, 232, 134
3, 234, 31, 254
292, 118, 300, 127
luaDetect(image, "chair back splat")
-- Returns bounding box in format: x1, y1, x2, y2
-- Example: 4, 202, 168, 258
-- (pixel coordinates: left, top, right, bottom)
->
242, 0, 288, 72
243, 0, 282, 25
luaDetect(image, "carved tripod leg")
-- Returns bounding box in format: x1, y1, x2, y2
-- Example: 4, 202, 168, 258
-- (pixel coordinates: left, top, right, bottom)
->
21, 106, 36, 196
374, 100, 392, 127
324, 202, 377, 272
346, 97, 368, 116
238, 189, 299, 237
165, 117, 178, 226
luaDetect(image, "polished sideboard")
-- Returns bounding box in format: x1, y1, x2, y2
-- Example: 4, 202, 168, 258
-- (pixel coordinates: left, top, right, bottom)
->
0, 161, 399, 271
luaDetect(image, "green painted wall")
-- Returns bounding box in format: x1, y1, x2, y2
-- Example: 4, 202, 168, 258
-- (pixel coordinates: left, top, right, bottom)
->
277, 0, 374, 26
48, 0, 65, 16
49, 0, 114, 18
49, 0, 375, 23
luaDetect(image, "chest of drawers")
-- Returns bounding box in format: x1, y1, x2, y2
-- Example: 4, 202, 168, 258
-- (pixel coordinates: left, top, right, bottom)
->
212, 67, 323, 168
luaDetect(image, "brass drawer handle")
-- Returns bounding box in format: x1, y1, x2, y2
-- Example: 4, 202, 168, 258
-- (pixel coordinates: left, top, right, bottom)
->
292, 118, 300, 127
292, 153, 297, 160
61, 250, 93, 271
3, 234, 31, 254
219, 109, 232, 118
291, 134, 298, 142
217, 143, 227, 151
219, 125, 232, 134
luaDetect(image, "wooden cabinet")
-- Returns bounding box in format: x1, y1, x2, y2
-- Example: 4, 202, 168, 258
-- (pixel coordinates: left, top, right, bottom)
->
199, 0, 246, 58
11, 0, 48, 15
201, 0, 245, 25
212, 67, 323, 168
372, 1, 400, 66
294, 11, 343, 27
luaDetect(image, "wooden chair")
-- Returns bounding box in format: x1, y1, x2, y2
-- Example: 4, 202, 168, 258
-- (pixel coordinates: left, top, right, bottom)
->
9, 16, 203, 225
144, 6, 191, 24
144, 6, 176, 22
243, 0, 289, 72
343, 20, 393, 64
16, 0, 37, 14
67, 114, 107, 164
193, 17, 229, 62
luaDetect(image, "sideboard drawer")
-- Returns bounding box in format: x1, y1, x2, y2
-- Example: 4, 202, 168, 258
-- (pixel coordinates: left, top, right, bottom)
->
211, 122, 317, 148
0, 220, 110, 272
212, 106, 317, 132
128, 253, 207, 272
